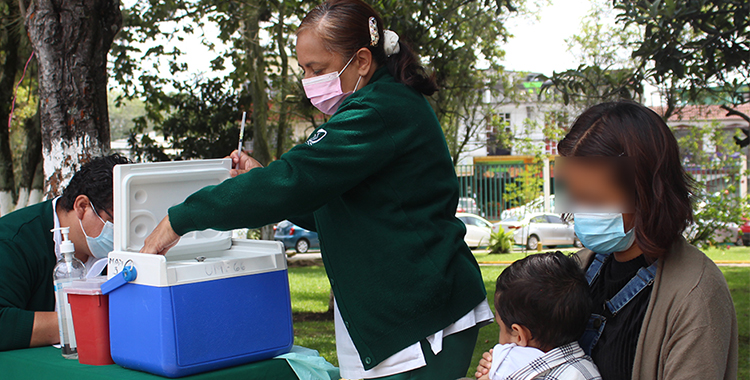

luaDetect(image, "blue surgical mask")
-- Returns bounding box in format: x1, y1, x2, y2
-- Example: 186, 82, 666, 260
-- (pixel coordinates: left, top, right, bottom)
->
79, 203, 114, 259
573, 212, 635, 254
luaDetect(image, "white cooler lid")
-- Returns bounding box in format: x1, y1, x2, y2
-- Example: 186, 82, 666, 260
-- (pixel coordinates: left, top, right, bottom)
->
113, 159, 233, 255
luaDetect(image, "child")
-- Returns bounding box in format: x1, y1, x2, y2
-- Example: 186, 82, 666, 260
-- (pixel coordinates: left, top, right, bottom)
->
475, 252, 601, 380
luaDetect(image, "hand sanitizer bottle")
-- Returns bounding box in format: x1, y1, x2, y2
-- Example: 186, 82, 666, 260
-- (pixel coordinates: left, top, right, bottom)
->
52, 227, 86, 359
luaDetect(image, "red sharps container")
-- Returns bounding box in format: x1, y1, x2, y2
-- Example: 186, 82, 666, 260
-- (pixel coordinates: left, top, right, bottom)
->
65, 276, 114, 365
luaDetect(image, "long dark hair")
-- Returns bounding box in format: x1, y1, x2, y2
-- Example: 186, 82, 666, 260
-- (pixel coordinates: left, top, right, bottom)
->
298, 0, 438, 96
558, 101, 695, 257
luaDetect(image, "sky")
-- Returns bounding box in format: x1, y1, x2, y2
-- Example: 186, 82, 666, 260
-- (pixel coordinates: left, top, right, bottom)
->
499, 0, 593, 74
127, 0, 596, 80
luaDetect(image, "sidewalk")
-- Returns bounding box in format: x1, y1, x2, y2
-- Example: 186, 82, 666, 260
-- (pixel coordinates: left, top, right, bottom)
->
285, 250, 750, 267
286, 251, 323, 267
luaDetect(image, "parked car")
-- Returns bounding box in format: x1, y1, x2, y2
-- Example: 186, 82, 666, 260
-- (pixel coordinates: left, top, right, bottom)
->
457, 197, 484, 216
497, 212, 581, 251
741, 218, 750, 246
456, 212, 497, 249
500, 195, 556, 221
274, 221, 319, 253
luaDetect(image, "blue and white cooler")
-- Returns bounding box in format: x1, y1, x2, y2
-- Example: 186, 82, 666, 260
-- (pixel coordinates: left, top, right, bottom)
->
102, 159, 294, 378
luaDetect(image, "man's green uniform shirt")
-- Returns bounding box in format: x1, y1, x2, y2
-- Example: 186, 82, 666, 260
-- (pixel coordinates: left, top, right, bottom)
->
0, 200, 56, 351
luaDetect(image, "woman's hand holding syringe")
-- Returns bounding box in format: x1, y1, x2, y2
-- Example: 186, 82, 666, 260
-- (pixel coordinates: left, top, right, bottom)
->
228, 150, 263, 178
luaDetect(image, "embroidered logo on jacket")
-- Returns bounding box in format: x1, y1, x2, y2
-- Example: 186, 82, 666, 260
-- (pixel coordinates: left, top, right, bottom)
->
306, 129, 327, 145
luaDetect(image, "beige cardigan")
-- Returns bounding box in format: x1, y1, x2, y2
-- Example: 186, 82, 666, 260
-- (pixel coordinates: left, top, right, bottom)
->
575, 236, 738, 380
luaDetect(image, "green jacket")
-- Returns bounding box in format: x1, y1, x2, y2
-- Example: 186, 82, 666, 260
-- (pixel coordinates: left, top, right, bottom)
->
0, 200, 56, 351
169, 68, 487, 369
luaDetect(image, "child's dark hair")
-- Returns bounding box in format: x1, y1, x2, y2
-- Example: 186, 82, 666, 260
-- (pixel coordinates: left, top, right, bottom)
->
298, 0, 438, 96
494, 252, 592, 350
59, 153, 131, 213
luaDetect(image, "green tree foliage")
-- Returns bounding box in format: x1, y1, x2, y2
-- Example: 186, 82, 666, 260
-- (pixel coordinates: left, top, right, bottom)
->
128, 78, 243, 162
503, 162, 543, 208
677, 121, 749, 248
616, 0, 748, 110
108, 90, 146, 140
110, 0, 528, 165
544, 0, 748, 121
540, 2, 643, 107
0, 0, 42, 212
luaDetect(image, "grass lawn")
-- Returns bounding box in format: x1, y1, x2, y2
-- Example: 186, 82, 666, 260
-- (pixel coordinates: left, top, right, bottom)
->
289, 263, 749, 378
473, 245, 750, 263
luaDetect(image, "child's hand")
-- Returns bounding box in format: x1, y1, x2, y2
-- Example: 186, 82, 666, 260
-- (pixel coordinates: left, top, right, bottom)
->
474, 349, 493, 379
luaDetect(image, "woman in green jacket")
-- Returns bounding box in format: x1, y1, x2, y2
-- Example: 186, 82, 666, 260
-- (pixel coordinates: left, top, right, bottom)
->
141, 0, 491, 378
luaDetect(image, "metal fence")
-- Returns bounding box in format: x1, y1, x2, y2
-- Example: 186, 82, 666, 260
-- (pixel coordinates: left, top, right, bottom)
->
456, 158, 551, 222
684, 162, 747, 195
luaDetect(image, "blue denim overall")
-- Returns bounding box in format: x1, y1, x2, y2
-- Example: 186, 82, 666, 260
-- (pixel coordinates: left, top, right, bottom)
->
578, 253, 658, 356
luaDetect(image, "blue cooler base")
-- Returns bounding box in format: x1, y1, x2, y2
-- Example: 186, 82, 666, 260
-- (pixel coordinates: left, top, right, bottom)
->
109, 270, 293, 378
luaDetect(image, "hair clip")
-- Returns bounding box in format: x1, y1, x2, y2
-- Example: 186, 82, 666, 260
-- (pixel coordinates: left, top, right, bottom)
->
369, 16, 379, 46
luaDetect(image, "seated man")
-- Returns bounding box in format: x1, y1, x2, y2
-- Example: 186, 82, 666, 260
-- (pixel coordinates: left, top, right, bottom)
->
0, 154, 130, 351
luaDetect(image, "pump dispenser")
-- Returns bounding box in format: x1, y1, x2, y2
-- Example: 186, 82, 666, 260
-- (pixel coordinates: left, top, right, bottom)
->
52, 227, 86, 359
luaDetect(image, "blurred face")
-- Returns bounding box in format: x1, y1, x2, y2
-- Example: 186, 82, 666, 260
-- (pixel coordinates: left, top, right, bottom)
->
296, 30, 362, 94
557, 158, 635, 230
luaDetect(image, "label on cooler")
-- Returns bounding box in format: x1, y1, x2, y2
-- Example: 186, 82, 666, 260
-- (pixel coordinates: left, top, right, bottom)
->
166, 254, 278, 285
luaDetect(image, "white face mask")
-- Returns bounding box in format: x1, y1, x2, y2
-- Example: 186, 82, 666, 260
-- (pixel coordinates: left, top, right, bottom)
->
79, 202, 114, 259
301, 55, 362, 115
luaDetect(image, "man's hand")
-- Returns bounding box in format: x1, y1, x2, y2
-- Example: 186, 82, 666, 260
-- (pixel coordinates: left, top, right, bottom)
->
475, 349, 493, 379
228, 150, 263, 178
140, 216, 181, 255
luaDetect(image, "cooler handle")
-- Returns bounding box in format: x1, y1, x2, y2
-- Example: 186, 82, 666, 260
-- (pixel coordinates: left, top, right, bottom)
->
101, 263, 137, 295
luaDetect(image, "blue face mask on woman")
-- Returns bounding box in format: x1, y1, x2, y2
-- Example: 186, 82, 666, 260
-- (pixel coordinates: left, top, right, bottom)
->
78, 202, 115, 259
573, 212, 635, 254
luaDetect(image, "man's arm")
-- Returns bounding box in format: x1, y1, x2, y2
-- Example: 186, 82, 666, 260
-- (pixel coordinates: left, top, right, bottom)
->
30, 311, 58, 347
0, 240, 53, 351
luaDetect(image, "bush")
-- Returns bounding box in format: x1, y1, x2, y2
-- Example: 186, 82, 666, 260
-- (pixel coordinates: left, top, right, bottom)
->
488, 227, 515, 254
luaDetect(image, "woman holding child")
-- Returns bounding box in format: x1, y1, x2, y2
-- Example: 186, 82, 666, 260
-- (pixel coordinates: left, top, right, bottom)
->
141, 0, 492, 378
477, 101, 738, 379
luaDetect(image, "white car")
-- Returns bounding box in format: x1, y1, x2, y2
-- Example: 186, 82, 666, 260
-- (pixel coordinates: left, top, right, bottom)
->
501, 195, 556, 221
456, 212, 498, 249
457, 197, 483, 216
497, 212, 582, 250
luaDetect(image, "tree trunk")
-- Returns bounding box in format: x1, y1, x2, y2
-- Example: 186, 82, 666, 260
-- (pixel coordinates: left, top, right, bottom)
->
0, 2, 21, 214
24, 0, 122, 197
15, 111, 42, 209
274, 2, 289, 160
328, 289, 334, 314
29, 152, 44, 204
244, 3, 272, 166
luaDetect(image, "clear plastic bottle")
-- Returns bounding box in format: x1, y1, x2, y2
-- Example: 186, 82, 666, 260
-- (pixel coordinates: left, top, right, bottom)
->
52, 227, 86, 359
